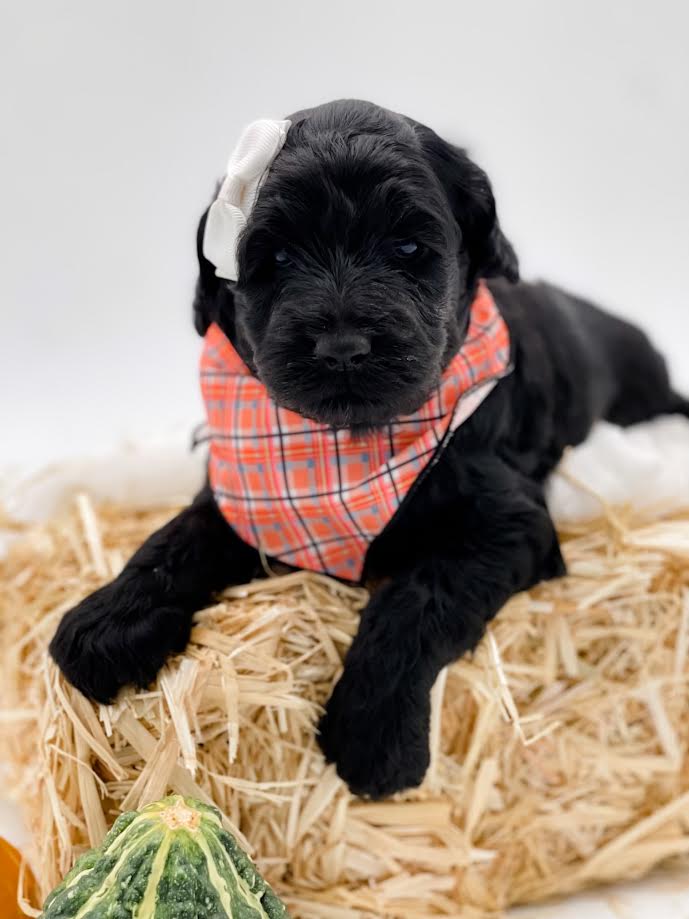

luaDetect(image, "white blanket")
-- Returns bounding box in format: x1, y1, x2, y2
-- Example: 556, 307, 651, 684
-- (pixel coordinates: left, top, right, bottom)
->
546, 415, 689, 521
2, 417, 689, 528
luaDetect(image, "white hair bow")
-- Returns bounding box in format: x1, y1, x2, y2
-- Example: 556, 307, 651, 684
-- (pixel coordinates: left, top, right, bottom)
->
203, 119, 291, 281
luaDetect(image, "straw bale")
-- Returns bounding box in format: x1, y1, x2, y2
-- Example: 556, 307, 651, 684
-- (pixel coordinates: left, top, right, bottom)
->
2, 497, 689, 917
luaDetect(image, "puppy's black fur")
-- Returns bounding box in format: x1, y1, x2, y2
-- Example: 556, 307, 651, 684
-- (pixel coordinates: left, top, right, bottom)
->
195, 102, 518, 430
51, 100, 689, 798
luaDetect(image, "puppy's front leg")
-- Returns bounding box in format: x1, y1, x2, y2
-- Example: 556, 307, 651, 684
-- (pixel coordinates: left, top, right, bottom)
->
50, 485, 260, 703
318, 457, 565, 798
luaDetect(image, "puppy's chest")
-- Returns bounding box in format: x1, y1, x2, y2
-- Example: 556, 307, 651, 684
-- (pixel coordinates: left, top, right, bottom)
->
200, 283, 512, 582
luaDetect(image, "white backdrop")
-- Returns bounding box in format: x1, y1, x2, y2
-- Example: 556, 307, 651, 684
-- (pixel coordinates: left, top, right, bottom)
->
2, 6, 689, 914
2, 0, 688, 472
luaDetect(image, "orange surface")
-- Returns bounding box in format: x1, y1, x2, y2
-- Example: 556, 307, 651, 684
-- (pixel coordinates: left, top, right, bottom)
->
0, 837, 37, 918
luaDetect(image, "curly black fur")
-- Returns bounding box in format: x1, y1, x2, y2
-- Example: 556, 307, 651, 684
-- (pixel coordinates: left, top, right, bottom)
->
50, 99, 689, 798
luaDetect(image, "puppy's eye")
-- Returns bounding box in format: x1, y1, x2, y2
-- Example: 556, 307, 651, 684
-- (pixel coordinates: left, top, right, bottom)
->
274, 248, 291, 266
393, 240, 420, 258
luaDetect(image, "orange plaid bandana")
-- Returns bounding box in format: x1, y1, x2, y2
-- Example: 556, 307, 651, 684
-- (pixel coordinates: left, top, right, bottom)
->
201, 281, 511, 581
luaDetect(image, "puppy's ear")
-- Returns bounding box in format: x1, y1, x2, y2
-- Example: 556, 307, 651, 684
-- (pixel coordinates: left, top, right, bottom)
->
416, 125, 519, 283
192, 204, 235, 336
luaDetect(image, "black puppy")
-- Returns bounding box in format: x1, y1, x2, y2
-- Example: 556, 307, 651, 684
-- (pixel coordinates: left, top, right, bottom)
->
50, 100, 688, 799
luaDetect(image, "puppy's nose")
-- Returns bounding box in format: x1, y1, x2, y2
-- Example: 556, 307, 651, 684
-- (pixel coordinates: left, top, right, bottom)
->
315, 332, 371, 370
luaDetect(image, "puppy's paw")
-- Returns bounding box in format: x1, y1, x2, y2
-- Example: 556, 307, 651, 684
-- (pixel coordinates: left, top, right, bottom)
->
49, 577, 192, 704
317, 669, 431, 799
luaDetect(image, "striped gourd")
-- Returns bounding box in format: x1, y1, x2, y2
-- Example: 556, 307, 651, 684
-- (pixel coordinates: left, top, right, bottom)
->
41, 796, 289, 918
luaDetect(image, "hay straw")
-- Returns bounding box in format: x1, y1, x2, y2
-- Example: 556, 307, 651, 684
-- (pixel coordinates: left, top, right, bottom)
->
2, 497, 689, 917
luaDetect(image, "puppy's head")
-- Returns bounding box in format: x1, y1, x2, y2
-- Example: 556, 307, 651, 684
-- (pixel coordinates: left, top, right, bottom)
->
195, 100, 518, 428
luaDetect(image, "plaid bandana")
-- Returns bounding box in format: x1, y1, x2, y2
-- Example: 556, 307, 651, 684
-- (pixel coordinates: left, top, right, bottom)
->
201, 281, 511, 581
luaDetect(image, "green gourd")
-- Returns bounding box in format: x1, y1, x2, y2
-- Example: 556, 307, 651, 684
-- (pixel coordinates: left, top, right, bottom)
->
41, 796, 289, 918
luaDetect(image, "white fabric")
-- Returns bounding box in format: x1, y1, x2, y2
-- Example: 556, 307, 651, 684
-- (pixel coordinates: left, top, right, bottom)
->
203, 119, 291, 281
546, 415, 689, 521
2, 418, 688, 534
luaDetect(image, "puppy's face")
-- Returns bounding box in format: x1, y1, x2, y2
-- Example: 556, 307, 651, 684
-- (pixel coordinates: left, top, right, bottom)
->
196, 101, 518, 429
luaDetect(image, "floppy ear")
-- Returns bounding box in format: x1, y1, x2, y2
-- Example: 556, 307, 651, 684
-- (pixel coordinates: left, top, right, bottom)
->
415, 124, 519, 284
192, 203, 236, 336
